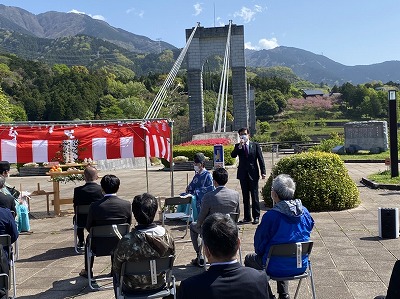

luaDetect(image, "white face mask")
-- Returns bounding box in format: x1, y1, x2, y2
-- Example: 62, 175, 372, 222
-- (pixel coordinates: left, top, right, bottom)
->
240, 135, 248, 142
194, 165, 200, 172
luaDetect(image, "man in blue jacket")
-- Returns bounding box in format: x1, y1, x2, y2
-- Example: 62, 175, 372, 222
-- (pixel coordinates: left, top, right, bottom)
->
245, 174, 314, 299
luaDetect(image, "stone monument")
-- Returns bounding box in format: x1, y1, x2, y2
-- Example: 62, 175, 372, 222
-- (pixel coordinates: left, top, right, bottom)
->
344, 121, 389, 153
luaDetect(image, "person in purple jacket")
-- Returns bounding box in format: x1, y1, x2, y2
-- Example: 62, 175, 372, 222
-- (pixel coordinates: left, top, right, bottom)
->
245, 174, 314, 299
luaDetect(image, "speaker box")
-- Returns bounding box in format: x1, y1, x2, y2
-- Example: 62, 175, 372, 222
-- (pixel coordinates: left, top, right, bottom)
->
378, 207, 399, 239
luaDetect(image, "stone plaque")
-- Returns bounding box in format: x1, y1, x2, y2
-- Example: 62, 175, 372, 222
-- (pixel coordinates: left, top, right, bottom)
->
344, 121, 388, 153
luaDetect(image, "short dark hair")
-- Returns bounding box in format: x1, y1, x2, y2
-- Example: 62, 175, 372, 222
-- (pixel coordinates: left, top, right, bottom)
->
201, 213, 238, 259
100, 174, 120, 194
0, 176, 5, 188
0, 161, 10, 175
132, 193, 158, 225
238, 127, 250, 135
212, 167, 228, 186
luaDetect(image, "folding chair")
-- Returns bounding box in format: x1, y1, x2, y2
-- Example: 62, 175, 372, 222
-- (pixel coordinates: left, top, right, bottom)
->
0, 235, 16, 299
86, 223, 131, 290
229, 212, 243, 265
265, 241, 316, 299
0, 273, 8, 299
162, 195, 192, 239
73, 204, 91, 253
10, 211, 18, 261
116, 255, 176, 299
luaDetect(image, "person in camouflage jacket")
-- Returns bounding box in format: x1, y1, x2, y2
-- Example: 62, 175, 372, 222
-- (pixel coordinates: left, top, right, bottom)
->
113, 193, 175, 297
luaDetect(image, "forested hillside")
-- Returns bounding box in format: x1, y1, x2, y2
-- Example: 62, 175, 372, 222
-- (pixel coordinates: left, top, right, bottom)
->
0, 52, 398, 143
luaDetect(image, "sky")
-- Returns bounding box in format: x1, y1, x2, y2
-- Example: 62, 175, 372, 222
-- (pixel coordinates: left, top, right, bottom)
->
1, 0, 400, 66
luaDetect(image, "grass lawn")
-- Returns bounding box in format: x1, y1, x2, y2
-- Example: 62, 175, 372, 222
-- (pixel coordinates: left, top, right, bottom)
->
339, 150, 390, 161
368, 170, 400, 185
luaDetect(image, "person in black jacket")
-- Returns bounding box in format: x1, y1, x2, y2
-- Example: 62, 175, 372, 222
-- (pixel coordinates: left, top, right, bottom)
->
179, 213, 269, 299
73, 166, 103, 248
374, 260, 400, 299
0, 176, 16, 216
231, 127, 266, 224
79, 174, 132, 279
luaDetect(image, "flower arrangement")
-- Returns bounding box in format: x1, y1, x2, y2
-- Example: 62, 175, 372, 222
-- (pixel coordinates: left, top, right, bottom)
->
52, 139, 87, 164
173, 156, 189, 163
22, 162, 39, 168
50, 174, 85, 184
180, 138, 231, 146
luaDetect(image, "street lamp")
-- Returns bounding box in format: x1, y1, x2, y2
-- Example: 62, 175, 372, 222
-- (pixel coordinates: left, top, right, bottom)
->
388, 90, 399, 177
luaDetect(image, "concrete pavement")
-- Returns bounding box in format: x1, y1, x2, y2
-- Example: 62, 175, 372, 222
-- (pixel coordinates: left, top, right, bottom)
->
5, 155, 400, 299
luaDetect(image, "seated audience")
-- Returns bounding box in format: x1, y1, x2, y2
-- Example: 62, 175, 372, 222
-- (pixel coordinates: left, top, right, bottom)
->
0, 176, 16, 216
113, 193, 175, 297
374, 260, 400, 299
79, 174, 132, 279
0, 161, 29, 232
190, 167, 240, 267
0, 206, 18, 259
244, 174, 314, 299
179, 213, 269, 299
0, 206, 18, 299
73, 166, 103, 249
185, 153, 214, 214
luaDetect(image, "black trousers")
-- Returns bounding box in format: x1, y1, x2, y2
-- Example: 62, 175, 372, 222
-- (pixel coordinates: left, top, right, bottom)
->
244, 252, 289, 297
84, 237, 113, 274
240, 177, 260, 220
384, 260, 400, 299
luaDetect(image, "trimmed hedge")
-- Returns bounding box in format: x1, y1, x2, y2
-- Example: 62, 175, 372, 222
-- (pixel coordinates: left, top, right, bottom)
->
161, 145, 235, 168
262, 151, 360, 212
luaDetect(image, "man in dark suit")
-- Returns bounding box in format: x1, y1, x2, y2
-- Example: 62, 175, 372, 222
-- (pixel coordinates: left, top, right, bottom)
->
73, 166, 103, 248
189, 167, 240, 267
179, 213, 269, 299
0, 176, 16, 216
231, 127, 266, 224
79, 174, 132, 279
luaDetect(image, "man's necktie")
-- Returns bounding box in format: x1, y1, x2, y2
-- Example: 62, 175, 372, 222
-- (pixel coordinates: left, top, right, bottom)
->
244, 144, 248, 157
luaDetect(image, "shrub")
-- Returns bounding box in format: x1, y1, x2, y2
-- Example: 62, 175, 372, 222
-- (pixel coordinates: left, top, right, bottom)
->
261, 151, 360, 212
252, 133, 271, 143
180, 138, 231, 146
161, 145, 235, 168
309, 132, 344, 153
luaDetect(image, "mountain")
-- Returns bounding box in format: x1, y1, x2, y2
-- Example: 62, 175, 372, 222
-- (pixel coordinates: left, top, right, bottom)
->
245, 46, 400, 85
0, 5, 399, 85
0, 4, 176, 54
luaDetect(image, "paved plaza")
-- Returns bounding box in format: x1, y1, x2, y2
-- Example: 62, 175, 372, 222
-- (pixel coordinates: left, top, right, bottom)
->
5, 154, 400, 299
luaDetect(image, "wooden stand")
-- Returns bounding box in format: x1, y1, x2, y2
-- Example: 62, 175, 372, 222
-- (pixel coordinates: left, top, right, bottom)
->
30, 183, 54, 215
46, 170, 84, 216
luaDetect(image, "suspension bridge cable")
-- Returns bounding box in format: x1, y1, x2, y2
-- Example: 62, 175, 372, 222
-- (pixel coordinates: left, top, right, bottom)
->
213, 20, 232, 132
143, 22, 200, 120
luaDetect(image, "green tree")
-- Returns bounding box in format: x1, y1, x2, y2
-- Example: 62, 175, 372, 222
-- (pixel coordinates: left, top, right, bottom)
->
0, 87, 13, 122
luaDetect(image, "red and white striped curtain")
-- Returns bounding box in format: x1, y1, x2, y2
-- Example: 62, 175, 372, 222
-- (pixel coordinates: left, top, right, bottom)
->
0, 120, 171, 163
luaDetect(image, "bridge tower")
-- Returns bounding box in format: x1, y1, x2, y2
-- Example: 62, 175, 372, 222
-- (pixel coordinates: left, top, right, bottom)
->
185, 24, 248, 133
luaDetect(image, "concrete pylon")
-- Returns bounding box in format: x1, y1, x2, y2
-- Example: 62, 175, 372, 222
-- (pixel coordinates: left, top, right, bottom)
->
185, 24, 248, 133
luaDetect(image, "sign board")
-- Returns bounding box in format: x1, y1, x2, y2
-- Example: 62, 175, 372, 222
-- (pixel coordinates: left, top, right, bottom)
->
213, 144, 224, 168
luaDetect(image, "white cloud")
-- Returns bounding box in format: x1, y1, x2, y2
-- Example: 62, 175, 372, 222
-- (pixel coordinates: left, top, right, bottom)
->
245, 38, 279, 50
68, 9, 106, 21
92, 15, 105, 21
69, 9, 85, 15
233, 5, 265, 23
126, 7, 144, 18
193, 3, 203, 16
